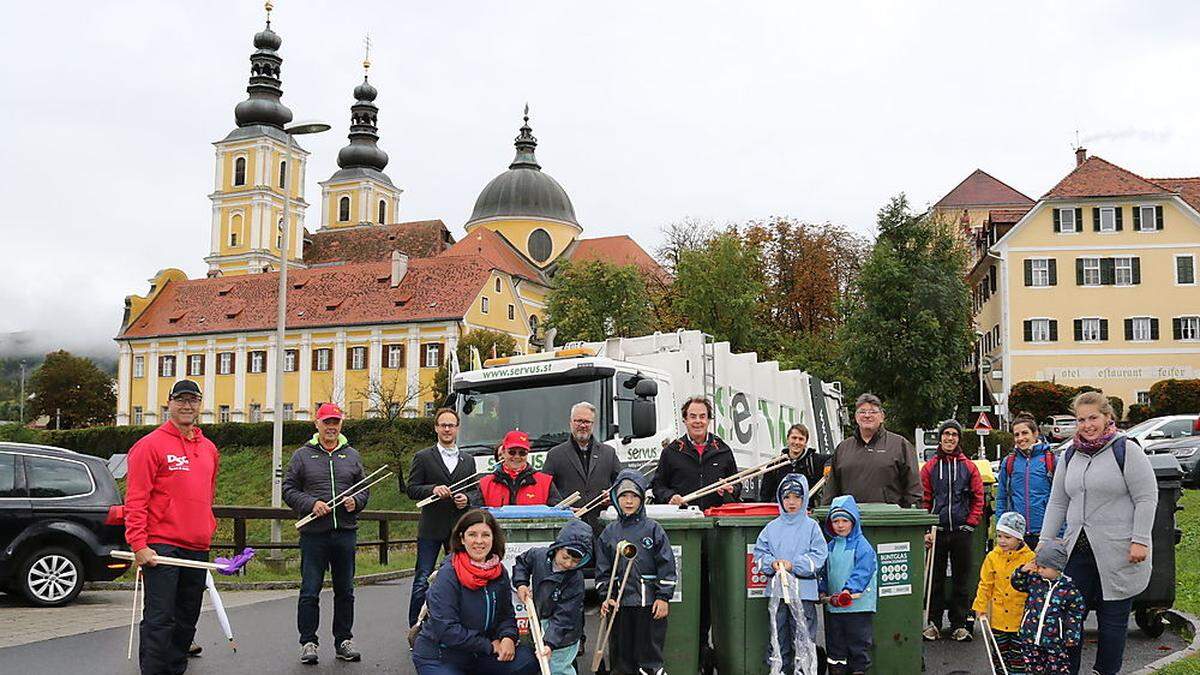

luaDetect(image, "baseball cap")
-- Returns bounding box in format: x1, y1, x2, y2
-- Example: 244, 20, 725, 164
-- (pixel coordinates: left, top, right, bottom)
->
502, 430, 530, 450
316, 403, 345, 421
169, 380, 203, 399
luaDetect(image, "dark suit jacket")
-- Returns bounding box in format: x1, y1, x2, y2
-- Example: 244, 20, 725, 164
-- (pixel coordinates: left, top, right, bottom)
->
541, 437, 621, 529
407, 446, 481, 542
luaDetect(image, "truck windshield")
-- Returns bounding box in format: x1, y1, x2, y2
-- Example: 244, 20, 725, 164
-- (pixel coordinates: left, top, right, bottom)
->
456, 378, 606, 454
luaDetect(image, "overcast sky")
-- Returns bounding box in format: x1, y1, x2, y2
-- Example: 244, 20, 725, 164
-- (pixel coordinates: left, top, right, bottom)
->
2, 1, 1198, 356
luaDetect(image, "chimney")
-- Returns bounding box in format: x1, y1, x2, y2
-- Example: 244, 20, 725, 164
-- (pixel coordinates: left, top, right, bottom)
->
1075, 146, 1087, 167
390, 250, 409, 287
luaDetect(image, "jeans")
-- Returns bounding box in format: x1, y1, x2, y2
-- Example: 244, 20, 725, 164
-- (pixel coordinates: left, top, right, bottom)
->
409, 537, 447, 626
928, 528, 973, 631
541, 619, 580, 675
412, 645, 540, 675
824, 611, 873, 673
139, 544, 207, 675
298, 529, 357, 645
1065, 544, 1133, 675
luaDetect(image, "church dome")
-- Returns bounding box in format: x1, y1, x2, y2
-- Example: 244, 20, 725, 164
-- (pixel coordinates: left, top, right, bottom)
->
467, 110, 578, 227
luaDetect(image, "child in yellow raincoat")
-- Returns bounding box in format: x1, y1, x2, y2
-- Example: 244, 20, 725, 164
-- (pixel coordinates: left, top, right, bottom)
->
973, 511, 1036, 674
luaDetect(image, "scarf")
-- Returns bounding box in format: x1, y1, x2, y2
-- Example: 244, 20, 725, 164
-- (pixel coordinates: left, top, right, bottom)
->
452, 551, 502, 590
1073, 421, 1118, 455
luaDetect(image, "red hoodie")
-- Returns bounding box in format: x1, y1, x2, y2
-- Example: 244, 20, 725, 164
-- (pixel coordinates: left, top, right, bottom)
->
124, 421, 220, 552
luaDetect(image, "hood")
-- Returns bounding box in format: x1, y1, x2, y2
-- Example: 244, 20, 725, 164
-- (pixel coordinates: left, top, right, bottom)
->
161, 420, 205, 442
825, 494, 864, 541
307, 433, 349, 452
548, 518, 594, 566
607, 468, 648, 522
775, 473, 810, 520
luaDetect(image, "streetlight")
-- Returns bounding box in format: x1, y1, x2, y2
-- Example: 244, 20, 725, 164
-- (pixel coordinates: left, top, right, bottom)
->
272, 119, 330, 551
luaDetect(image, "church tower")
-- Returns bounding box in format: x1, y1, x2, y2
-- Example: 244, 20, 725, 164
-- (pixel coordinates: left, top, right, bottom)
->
318, 47, 402, 229
205, 3, 309, 276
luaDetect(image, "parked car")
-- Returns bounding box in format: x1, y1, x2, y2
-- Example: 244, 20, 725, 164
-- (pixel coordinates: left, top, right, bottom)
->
1148, 436, 1200, 488
1125, 415, 1199, 449
0, 443, 130, 606
1040, 415, 1077, 442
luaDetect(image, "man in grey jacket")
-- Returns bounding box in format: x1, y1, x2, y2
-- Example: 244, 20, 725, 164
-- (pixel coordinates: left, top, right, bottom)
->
282, 403, 368, 665
541, 402, 621, 532
822, 393, 922, 508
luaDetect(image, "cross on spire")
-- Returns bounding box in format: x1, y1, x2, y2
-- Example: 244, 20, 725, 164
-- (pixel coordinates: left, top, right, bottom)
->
363, 32, 372, 72
265, 0, 274, 26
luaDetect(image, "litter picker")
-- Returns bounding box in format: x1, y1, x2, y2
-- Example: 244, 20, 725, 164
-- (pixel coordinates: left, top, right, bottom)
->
678, 455, 791, 504
554, 491, 582, 509
295, 466, 393, 528
591, 540, 638, 672
979, 615, 1008, 675
127, 567, 142, 659
414, 471, 482, 509
922, 526, 938, 627
524, 592, 552, 675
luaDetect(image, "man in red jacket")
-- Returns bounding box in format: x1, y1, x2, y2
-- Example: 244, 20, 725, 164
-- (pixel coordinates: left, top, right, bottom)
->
125, 380, 220, 675
479, 430, 560, 506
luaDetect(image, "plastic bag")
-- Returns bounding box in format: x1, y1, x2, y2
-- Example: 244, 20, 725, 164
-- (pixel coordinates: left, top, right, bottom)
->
767, 571, 818, 675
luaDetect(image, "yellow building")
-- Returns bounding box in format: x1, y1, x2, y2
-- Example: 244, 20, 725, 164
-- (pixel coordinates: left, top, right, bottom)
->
966, 149, 1200, 417
114, 13, 662, 426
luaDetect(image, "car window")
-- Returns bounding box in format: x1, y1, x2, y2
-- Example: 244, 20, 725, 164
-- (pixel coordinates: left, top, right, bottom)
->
0, 453, 19, 497
1160, 420, 1193, 438
25, 456, 93, 498
1126, 419, 1158, 436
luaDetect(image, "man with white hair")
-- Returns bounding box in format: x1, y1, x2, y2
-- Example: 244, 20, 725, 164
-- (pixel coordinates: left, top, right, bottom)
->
542, 401, 621, 531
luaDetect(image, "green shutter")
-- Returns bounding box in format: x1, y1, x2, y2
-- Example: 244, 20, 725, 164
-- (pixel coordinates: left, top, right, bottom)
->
1173, 318, 1183, 340
1093, 207, 1101, 232
1131, 257, 1141, 284
1049, 320, 1058, 341
1053, 209, 1061, 232
1151, 318, 1160, 340
1048, 259, 1058, 285
1074, 319, 1083, 341
1100, 319, 1109, 341
1114, 206, 1123, 231
1124, 318, 1133, 340
1100, 258, 1116, 285
1024, 260, 1033, 286
1075, 208, 1083, 230
1133, 206, 1141, 229
1076, 259, 1085, 285
1156, 206, 1165, 230
1023, 320, 1033, 342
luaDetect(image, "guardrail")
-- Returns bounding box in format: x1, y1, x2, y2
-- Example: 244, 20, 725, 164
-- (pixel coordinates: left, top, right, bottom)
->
211, 505, 419, 565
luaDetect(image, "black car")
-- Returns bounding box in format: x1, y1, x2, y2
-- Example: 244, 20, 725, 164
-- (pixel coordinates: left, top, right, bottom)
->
0, 443, 130, 606
1148, 436, 1200, 488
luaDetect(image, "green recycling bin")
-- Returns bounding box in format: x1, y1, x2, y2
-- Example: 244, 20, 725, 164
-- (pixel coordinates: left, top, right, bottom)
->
811, 502, 938, 674
598, 504, 711, 674
491, 507, 575, 641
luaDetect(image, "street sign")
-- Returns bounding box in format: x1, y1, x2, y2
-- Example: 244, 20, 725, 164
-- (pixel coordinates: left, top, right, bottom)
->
971, 406, 992, 413
980, 360, 992, 374
973, 412, 993, 432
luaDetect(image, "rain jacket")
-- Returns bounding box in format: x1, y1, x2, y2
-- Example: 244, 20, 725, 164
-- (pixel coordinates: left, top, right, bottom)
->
282, 433, 369, 534
820, 495, 878, 614
758, 447, 829, 502
124, 421, 220, 552
972, 543, 1036, 632
596, 469, 677, 607
995, 443, 1055, 536
651, 433, 741, 510
411, 556, 520, 665
920, 446, 984, 530
753, 473, 828, 601
511, 519, 593, 649
1011, 568, 1086, 650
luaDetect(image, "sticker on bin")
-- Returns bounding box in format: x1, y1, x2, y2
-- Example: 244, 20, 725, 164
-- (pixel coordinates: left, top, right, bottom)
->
877, 541, 912, 597
746, 544, 768, 598
504, 540, 553, 635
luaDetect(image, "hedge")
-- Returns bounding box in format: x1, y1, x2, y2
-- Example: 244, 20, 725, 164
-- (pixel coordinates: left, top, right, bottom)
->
961, 430, 1014, 461
1148, 379, 1200, 418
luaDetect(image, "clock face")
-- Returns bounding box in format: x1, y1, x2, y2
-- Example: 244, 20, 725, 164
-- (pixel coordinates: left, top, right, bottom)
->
528, 228, 553, 263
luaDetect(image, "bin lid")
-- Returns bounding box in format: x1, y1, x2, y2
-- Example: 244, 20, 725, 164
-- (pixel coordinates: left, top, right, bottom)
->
974, 459, 997, 485
810, 502, 938, 526
1147, 452, 1183, 480
487, 505, 574, 520
704, 502, 780, 517
598, 504, 712, 528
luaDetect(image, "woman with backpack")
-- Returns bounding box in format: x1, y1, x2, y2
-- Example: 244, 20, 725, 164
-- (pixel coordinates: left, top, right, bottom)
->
995, 412, 1056, 548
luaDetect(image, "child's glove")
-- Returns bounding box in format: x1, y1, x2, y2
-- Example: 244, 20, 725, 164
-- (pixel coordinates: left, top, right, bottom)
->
830, 590, 854, 608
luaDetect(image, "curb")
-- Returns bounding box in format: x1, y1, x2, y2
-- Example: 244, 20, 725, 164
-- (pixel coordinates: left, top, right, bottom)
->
88, 568, 414, 592
1131, 610, 1200, 674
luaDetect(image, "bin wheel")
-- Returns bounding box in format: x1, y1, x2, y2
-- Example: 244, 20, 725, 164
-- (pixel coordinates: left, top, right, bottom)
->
1135, 608, 1167, 638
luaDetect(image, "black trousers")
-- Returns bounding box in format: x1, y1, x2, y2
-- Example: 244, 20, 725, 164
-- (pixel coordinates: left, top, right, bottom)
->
139, 544, 208, 675
298, 529, 357, 645
609, 605, 667, 674
928, 528, 973, 631
824, 611, 873, 674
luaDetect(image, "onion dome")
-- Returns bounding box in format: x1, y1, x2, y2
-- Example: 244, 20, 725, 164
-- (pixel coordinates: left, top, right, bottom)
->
233, 3, 293, 129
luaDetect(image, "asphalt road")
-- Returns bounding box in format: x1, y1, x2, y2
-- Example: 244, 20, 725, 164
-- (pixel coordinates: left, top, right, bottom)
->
0, 579, 1186, 674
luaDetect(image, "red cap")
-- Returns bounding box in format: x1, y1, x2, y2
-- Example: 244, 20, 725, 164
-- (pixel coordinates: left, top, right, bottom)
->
316, 403, 344, 421
502, 430, 530, 450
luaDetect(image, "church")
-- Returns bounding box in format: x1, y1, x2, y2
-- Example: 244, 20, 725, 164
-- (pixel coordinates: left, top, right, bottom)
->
114, 8, 661, 426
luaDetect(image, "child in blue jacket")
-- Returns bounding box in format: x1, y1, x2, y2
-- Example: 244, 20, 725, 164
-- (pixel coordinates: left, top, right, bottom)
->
820, 495, 877, 675
1010, 539, 1085, 675
512, 519, 592, 675
596, 469, 676, 675
996, 413, 1056, 547
753, 473, 828, 674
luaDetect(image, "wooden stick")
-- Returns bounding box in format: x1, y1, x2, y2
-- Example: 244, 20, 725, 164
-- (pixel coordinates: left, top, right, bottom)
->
414, 476, 482, 509
574, 461, 658, 518
808, 476, 827, 497
922, 527, 938, 627
779, 565, 792, 605
296, 470, 393, 528
111, 550, 224, 572
979, 615, 1005, 675
554, 491, 582, 508
680, 455, 791, 504
127, 566, 141, 659
524, 594, 552, 675
591, 555, 635, 672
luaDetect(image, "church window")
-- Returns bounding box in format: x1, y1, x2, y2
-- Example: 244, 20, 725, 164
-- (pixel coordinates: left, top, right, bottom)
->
234, 157, 246, 186
338, 196, 351, 222
508, 304, 515, 321
279, 160, 287, 189
529, 315, 539, 335
481, 297, 489, 314
378, 199, 387, 224
230, 214, 243, 248
495, 277, 502, 293
528, 228, 553, 263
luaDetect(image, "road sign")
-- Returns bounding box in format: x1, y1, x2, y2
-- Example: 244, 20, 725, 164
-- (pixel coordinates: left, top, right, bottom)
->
980, 360, 992, 374
971, 406, 992, 413
973, 413, 993, 432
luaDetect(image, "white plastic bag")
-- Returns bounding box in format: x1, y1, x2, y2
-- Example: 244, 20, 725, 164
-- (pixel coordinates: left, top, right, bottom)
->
767, 572, 818, 675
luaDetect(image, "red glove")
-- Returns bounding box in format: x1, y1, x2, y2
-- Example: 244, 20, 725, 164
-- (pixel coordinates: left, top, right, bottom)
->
831, 590, 854, 608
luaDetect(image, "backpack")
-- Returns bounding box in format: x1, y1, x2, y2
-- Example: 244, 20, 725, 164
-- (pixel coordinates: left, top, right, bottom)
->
1062, 436, 1126, 474
1003, 447, 1055, 498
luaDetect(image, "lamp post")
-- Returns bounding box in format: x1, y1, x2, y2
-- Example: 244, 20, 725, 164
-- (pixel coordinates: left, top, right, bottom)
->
272, 120, 330, 551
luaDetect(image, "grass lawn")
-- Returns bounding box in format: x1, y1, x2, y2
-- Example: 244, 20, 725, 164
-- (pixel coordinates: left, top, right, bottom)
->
1154, 488, 1199, 674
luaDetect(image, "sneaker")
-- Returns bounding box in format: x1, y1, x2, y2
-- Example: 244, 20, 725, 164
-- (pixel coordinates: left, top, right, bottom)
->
922, 624, 940, 641
299, 642, 318, 665
336, 639, 362, 662
951, 627, 973, 642
187, 642, 202, 657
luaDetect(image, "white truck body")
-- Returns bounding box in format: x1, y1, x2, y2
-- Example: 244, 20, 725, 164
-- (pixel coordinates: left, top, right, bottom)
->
451, 330, 845, 475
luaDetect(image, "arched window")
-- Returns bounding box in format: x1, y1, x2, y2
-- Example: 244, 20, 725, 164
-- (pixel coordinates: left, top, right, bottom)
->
338, 196, 351, 222
229, 214, 243, 247
278, 160, 287, 189
377, 199, 386, 224
233, 157, 246, 186
277, 217, 285, 249
529, 314, 539, 335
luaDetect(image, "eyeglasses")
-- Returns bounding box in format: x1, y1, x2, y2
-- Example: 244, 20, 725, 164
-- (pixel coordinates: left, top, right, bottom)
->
171, 396, 201, 406
855, 409, 882, 417
506, 448, 529, 457
571, 419, 593, 426
436, 423, 458, 429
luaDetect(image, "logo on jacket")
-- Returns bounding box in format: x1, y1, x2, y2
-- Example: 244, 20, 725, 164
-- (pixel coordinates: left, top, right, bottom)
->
166, 454, 190, 471
642, 536, 654, 549
551, 589, 561, 601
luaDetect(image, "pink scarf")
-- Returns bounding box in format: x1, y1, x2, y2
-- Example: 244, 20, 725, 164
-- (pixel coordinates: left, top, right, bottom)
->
1073, 421, 1118, 455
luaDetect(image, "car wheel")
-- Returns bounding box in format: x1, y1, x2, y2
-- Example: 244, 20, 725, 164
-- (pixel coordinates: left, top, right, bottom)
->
19, 547, 85, 607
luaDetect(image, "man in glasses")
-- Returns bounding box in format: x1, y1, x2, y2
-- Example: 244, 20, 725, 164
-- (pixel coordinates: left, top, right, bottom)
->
542, 401, 621, 532
479, 430, 561, 507
124, 379, 220, 675
822, 392, 922, 508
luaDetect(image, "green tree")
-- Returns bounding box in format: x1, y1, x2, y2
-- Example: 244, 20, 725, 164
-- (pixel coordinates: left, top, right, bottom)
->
1007, 380, 1078, 422
431, 329, 521, 398
672, 230, 768, 353
1148, 379, 1200, 417
545, 260, 653, 343
29, 350, 116, 429
842, 195, 974, 436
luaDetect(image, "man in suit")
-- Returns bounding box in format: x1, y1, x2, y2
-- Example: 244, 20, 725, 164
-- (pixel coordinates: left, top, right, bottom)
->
405, 408, 480, 627
542, 401, 622, 532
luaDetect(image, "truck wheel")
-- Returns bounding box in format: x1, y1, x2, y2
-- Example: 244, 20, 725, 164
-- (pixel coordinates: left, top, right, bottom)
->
19, 546, 85, 607
1135, 608, 1167, 638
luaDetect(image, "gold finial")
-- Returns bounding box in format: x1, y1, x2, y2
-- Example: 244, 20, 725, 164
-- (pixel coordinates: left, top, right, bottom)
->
363, 33, 372, 72
265, 0, 274, 22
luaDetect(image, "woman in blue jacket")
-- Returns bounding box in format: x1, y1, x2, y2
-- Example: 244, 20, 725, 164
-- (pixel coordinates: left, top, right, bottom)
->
411, 509, 539, 675
995, 412, 1056, 547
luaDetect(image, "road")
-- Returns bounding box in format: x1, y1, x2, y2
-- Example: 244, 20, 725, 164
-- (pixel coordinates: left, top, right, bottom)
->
0, 580, 1186, 674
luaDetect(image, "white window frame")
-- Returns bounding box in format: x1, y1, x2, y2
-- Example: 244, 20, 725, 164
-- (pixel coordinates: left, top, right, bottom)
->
1114, 256, 1133, 286
1080, 317, 1103, 342
218, 352, 233, 375
315, 348, 331, 371
1029, 318, 1052, 343
1098, 206, 1117, 233
249, 403, 262, 423
386, 344, 403, 369
495, 277, 502, 293
1138, 205, 1158, 232
1030, 258, 1050, 287
349, 346, 367, 370
283, 403, 295, 421
133, 355, 145, 379
424, 344, 442, 368
160, 356, 175, 378
1176, 254, 1197, 286
481, 296, 489, 314
1058, 207, 1077, 233
284, 350, 297, 372
1081, 257, 1101, 286
1179, 316, 1200, 341
1130, 316, 1153, 342
219, 405, 231, 423
1136, 391, 1151, 406
249, 351, 265, 373
133, 406, 144, 425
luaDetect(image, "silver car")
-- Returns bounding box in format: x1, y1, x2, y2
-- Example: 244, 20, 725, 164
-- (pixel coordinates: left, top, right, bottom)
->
1040, 415, 1077, 442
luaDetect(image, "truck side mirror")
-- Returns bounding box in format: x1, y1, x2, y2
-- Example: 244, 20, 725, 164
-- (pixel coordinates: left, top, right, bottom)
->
634, 380, 658, 397
631, 399, 656, 439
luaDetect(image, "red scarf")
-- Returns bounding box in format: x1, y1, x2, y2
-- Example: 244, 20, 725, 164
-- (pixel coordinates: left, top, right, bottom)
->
452, 551, 502, 590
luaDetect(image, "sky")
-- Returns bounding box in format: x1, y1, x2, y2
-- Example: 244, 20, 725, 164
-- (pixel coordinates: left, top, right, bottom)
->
2, 1, 1199, 356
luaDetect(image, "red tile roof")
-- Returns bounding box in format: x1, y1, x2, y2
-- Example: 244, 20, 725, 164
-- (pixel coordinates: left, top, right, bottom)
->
987, 208, 1030, 225
118, 257, 492, 339
1150, 177, 1200, 212
1042, 156, 1172, 201
566, 235, 668, 282
935, 169, 1033, 208
304, 220, 453, 266
441, 227, 546, 283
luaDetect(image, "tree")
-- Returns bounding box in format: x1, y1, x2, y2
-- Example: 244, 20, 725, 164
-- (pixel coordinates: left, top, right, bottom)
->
1148, 379, 1200, 417
29, 350, 116, 429
672, 230, 768, 353
430, 329, 521, 397
842, 195, 974, 436
655, 218, 716, 277
1007, 381, 1077, 423
356, 372, 423, 421
545, 260, 653, 343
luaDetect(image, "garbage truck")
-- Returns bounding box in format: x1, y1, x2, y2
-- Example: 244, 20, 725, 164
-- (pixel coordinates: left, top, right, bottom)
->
448, 330, 845, 477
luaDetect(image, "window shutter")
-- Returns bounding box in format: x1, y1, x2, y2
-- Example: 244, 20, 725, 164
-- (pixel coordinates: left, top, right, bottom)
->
419, 344, 429, 366
1133, 206, 1141, 229
199, 354, 205, 375
312, 349, 319, 370
989, 266, 996, 293
1048, 259, 1058, 285
1100, 319, 1109, 341
1049, 320, 1059, 341
1124, 318, 1134, 340
1151, 318, 1160, 340
1100, 258, 1116, 285
1174, 318, 1184, 340
1131, 257, 1141, 284
1053, 209, 1061, 232
1023, 260, 1033, 286
1075, 259, 1084, 285
1093, 207, 1101, 232
1114, 206, 1123, 231
1074, 207, 1083, 229
1023, 320, 1033, 342
1156, 205, 1164, 230
1073, 319, 1083, 341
